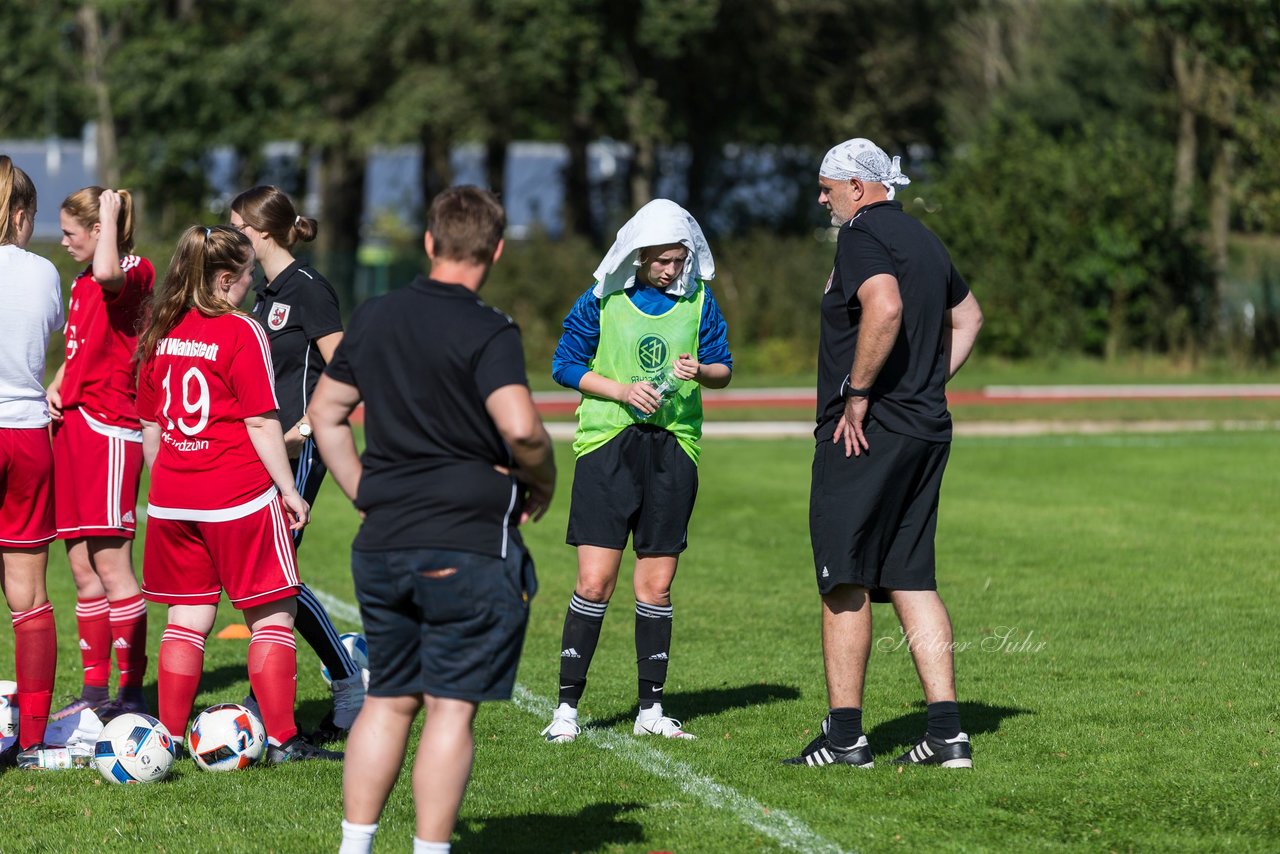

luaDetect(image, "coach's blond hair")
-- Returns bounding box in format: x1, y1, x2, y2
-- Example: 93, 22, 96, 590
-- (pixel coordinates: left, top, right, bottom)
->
231, 185, 317, 250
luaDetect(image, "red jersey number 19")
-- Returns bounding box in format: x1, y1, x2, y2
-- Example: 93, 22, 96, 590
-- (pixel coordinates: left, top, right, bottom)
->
161, 366, 210, 436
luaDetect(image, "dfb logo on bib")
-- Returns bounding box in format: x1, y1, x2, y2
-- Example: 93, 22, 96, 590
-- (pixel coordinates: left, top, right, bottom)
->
267, 303, 291, 330
635, 334, 670, 374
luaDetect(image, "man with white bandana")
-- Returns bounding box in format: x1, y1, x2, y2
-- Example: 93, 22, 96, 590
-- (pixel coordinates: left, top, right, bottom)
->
783, 138, 984, 769
540, 199, 733, 744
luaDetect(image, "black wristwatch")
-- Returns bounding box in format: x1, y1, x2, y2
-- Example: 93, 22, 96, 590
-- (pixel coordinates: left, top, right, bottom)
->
843, 376, 871, 399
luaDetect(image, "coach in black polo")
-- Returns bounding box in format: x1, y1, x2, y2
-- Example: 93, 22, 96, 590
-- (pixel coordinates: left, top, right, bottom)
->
783, 138, 984, 771
307, 187, 556, 853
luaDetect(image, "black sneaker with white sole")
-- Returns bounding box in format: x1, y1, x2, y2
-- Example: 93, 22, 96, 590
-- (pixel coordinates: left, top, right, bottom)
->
781, 719, 874, 768
267, 734, 344, 764
891, 732, 973, 768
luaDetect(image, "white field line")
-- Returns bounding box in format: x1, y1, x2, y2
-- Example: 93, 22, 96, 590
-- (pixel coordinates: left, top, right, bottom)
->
984, 383, 1280, 398
546, 418, 1280, 441
309, 586, 848, 854
511, 686, 848, 854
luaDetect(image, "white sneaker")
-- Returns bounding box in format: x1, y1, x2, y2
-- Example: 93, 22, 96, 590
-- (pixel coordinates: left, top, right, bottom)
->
331, 670, 367, 730
540, 703, 580, 743
634, 704, 695, 740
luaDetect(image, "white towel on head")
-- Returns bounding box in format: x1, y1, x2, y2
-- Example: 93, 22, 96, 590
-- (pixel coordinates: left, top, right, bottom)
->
591, 199, 715, 299
820, 138, 911, 200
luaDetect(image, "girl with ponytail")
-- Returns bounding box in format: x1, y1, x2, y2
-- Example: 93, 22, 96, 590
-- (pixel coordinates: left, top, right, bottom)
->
47, 187, 155, 723
134, 225, 340, 763
0, 155, 63, 765
230, 186, 364, 739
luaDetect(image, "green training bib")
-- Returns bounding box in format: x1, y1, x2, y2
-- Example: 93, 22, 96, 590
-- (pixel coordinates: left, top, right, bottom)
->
573, 283, 705, 464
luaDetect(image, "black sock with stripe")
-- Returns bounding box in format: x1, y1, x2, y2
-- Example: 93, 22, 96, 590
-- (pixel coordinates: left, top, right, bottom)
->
558, 593, 608, 707
635, 601, 673, 711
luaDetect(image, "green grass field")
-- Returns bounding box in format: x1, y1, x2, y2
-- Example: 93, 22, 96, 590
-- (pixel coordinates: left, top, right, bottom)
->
2, 431, 1279, 852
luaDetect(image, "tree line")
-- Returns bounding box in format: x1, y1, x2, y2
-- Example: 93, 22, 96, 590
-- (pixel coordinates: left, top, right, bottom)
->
3, 0, 1278, 362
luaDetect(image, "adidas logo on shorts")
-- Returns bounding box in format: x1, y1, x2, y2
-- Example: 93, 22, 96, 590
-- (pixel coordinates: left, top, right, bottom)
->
560, 648, 581, 658
123, 510, 135, 524
822, 566, 830, 578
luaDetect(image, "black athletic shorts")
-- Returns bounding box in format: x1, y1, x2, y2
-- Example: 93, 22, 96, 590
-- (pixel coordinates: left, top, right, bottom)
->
351, 542, 536, 702
566, 424, 698, 555
809, 424, 950, 600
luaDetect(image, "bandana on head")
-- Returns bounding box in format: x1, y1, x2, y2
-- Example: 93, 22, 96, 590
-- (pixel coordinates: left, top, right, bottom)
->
819, 138, 911, 200
591, 199, 715, 299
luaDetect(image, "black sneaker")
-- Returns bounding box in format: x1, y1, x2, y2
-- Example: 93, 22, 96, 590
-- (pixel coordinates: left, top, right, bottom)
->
267, 734, 344, 764
95, 695, 149, 722
891, 732, 973, 768
782, 718, 874, 768
309, 710, 347, 745
0, 742, 18, 769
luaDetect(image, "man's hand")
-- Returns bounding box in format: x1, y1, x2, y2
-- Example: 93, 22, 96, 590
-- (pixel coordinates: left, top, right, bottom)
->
833, 395, 870, 458
520, 480, 554, 524
283, 428, 305, 459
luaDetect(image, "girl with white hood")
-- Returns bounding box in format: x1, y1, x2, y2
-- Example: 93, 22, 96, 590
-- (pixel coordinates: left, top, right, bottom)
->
542, 199, 732, 743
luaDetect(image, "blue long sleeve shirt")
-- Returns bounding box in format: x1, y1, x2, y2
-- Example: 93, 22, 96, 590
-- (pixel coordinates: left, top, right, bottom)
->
551, 282, 734, 390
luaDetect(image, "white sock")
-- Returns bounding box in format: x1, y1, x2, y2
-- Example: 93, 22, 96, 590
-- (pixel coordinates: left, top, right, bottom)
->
554, 702, 578, 719
413, 839, 450, 854
339, 820, 378, 854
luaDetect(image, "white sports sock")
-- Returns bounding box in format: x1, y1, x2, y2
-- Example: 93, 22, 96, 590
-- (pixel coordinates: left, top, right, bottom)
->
339, 820, 378, 854
413, 839, 450, 853
637, 702, 664, 722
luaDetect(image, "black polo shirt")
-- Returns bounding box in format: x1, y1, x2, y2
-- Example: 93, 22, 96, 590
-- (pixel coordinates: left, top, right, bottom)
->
816, 200, 970, 443
251, 260, 343, 427
324, 275, 529, 557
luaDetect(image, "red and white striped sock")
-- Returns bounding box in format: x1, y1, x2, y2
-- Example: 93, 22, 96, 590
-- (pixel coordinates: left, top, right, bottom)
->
75, 596, 111, 691
108, 594, 149, 694
13, 602, 57, 748
158, 625, 207, 740
248, 626, 298, 746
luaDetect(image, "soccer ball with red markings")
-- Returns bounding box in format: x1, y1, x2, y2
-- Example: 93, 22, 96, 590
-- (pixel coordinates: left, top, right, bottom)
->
188, 703, 266, 771
94, 713, 175, 784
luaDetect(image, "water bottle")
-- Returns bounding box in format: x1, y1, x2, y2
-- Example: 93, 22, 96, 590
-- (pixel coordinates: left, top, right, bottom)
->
18, 744, 93, 770
629, 366, 682, 421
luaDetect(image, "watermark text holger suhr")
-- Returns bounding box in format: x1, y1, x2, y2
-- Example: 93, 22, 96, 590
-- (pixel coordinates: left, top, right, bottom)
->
876, 626, 1047, 655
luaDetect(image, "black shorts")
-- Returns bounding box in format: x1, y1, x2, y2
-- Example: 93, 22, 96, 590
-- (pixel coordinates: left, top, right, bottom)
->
290, 437, 328, 549
809, 426, 950, 600
351, 543, 536, 702
566, 425, 698, 555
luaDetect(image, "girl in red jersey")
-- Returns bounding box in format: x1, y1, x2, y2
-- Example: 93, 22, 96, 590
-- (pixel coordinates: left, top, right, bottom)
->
135, 225, 340, 763
0, 156, 62, 766
46, 187, 153, 721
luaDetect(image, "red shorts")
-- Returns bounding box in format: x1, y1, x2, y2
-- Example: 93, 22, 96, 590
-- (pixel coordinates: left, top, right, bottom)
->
0, 427, 56, 548
141, 494, 301, 609
53, 407, 143, 540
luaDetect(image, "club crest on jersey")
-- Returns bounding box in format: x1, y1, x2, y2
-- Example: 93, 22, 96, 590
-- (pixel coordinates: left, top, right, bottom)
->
267, 302, 292, 330
824, 268, 834, 294
635, 334, 670, 374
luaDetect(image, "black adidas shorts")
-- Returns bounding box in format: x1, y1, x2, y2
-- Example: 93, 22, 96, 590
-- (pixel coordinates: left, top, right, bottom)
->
566, 425, 698, 555
809, 425, 950, 600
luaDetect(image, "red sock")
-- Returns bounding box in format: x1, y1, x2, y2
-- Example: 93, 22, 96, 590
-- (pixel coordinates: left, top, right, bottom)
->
108, 594, 149, 691
75, 596, 111, 689
157, 625, 206, 740
13, 603, 57, 748
247, 626, 298, 745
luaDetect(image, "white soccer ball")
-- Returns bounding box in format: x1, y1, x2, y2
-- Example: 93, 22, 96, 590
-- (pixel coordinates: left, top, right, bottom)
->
320, 633, 370, 685
93, 713, 175, 784
188, 703, 267, 771
0, 680, 17, 739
